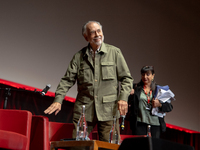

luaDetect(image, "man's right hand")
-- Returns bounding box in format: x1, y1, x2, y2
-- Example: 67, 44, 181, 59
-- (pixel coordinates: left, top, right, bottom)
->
44, 102, 61, 115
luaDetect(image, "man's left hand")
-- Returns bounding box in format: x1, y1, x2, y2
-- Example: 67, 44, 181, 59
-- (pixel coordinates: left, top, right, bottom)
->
118, 100, 128, 116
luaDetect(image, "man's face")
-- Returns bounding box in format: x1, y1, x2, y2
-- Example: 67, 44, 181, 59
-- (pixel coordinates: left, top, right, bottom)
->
84, 22, 104, 48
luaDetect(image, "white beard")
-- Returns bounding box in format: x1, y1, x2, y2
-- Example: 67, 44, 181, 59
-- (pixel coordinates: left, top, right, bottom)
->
92, 36, 104, 46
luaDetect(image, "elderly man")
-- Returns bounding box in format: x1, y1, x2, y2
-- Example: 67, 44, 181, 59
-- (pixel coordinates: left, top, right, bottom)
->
44, 21, 133, 142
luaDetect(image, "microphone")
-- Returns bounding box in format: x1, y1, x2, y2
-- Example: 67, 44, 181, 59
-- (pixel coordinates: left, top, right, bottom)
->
41, 84, 51, 96
120, 115, 125, 130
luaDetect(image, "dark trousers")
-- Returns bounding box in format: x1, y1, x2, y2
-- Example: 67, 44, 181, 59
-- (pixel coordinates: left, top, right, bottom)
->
133, 122, 161, 138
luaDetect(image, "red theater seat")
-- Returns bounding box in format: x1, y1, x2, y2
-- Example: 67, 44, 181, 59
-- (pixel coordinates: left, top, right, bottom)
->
30, 115, 74, 150
0, 109, 32, 150
30, 115, 99, 150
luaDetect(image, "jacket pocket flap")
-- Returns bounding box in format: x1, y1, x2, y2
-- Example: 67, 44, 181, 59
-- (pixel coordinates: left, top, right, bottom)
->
103, 95, 117, 103
101, 62, 115, 66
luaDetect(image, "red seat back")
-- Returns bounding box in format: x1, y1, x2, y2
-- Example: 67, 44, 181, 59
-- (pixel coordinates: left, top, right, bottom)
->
0, 109, 32, 150
30, 115, 49, 150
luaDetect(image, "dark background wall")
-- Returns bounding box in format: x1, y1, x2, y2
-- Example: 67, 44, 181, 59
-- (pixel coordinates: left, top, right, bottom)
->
0, 0, 199, 131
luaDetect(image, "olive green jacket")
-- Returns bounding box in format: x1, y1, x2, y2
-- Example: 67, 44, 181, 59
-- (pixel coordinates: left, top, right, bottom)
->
54, 42, 133, 122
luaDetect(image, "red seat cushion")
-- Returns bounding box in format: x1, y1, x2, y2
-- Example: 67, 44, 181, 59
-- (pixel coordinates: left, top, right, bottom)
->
0, 130, 28, 150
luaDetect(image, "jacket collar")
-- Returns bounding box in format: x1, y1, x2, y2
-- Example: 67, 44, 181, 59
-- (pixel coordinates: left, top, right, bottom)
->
83, 42, 107, 57
99, 42, 108, 54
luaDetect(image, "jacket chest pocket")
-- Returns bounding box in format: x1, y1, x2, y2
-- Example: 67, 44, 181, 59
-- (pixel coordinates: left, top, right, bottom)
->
101, 62, 115, 80
78, 63, 91, 84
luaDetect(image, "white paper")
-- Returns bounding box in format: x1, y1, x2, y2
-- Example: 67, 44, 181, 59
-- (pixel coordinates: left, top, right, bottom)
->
151, 107, 166, 118
151, 89, 175, 118
155, 89, 175, 102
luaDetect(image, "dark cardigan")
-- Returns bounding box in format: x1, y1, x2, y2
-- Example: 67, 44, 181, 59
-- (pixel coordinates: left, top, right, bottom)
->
128, 82, 173, 133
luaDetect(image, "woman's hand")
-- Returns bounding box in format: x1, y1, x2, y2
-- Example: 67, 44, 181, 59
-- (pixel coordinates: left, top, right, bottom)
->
130, 89, 134, 95
152, 99, 162, 108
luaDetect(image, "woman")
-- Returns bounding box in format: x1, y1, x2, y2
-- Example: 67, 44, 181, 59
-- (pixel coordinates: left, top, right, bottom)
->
128, 66, 173, 138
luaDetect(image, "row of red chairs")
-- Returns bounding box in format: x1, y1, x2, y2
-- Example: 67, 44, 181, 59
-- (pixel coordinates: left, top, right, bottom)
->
0, 109, 136, 150
0, 108, 76, 150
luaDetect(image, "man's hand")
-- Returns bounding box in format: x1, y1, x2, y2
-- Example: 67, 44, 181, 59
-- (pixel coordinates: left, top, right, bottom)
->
118, 100, 128, 116
44, 102, 61, 115
152, 99, 162, 108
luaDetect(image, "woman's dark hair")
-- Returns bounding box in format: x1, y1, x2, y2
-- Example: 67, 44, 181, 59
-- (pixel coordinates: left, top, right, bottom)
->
140, 66, 156, 91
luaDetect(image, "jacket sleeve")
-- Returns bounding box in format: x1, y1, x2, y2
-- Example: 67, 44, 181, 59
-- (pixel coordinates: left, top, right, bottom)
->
54, 54, 78, 104
128, 83, 139, 130
116, 49, 133, 101
160, 102, 173, 112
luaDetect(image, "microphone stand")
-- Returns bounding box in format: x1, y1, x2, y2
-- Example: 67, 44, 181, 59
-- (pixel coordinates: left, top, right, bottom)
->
0, 87, 42, 109
3, 88, 11, 109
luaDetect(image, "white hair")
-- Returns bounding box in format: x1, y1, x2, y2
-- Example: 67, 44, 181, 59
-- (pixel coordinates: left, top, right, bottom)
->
82, 21, 103, 36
